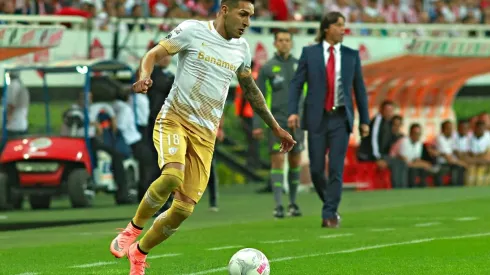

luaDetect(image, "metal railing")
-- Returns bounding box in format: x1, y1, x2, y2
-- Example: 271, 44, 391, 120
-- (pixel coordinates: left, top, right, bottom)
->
1, 15, 489, 37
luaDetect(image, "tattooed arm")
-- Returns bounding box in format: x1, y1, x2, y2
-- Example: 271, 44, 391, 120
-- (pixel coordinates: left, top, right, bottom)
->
237, 69, 280, 131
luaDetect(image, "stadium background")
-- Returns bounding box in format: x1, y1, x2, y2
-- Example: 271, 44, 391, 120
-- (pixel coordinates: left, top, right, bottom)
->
1, 1, 490, 274
2, 0, 490, 189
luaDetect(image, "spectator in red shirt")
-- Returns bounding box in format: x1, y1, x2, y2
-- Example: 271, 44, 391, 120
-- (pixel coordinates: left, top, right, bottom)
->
55, 0, 92, 18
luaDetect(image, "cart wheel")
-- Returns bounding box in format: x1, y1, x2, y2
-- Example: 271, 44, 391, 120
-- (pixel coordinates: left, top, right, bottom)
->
67, 168, 94, 208
0, 173, 9, 210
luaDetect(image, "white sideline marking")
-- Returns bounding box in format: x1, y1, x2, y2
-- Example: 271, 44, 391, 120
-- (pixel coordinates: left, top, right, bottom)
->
148, 253, 182, 259
370, 228, 395, 232
319, 233, 353, 239
70, 261, 116, 268
260, 239, 299, 244
184, 232, 490, 275
14, 273, 39, 275
206, 245, 243, 251
415, 222, 440, 227
455, 217, 479, 222
0, 215, 7, 220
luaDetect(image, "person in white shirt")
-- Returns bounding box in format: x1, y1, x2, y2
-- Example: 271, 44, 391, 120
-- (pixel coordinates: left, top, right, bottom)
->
61, 91, 131, 204
466, 120, 490, 186
468, 120, 490, 161
129, 93, 150, 141
453, 119, 471, 159
435, 120, 467, 186
6, 72, 29, 138
396, 123, 434, 187
113, 89, 153, 200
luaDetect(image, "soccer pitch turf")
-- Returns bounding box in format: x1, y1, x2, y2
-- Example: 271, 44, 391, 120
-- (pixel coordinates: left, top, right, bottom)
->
1, 185, 490, 275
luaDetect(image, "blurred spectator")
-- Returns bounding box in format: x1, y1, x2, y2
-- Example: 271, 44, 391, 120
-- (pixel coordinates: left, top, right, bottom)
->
397, 123, 435, 187
357, 100, 395, 162
454, 119, 472, 160
435, 120, 467, 186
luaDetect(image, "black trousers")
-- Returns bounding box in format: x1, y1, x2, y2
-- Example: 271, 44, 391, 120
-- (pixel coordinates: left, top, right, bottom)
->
130, 140, 153, 200
90, 137, 130, 203
408, 168, 429, 188
308, 109, 349, 220
436, 164, 465, 186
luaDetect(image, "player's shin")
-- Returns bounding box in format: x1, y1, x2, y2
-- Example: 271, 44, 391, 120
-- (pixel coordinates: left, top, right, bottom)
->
288, 167, 300, 204
132, 168, 184, 228
138, 199, 194, 253
271, 169, 284, 207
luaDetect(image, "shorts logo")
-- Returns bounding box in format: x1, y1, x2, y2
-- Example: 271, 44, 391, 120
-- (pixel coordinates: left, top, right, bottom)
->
169, 147, 178, 155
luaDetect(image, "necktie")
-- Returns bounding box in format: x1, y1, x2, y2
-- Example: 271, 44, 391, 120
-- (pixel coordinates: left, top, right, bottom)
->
325, 46, 335, 111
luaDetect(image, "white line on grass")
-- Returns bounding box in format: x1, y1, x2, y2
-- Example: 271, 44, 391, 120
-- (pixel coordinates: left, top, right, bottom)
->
14, 273, 39, 275
70, 261, 116, 268
370, 228, 395, 232
260, 239, 299, 244
184, 232, 490, 275
147, 253, 182, 259
0, 215, 7, 220
414, 222, 440, 227
454, 217, 479, 222
206, 245, 243, 251
319, 233, 353, 239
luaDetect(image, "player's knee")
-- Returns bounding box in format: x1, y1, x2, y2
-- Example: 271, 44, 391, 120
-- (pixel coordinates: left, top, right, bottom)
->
159, 167, 184, 192
144, 168, 184, 208
271, 153, 285, 169
171, 199, 194, 221
153, 199, 194, 237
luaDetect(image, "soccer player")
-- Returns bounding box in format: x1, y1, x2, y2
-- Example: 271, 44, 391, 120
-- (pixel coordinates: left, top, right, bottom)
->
109, 0, 296, 273
252, 29, 304, 218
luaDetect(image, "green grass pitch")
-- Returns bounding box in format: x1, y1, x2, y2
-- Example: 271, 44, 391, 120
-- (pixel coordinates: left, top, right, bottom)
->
1, 184, 490, 275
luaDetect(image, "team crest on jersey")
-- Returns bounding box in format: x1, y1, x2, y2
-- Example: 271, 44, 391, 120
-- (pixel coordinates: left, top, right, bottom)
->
169, 147, 178, 155
165, 27, 182, 39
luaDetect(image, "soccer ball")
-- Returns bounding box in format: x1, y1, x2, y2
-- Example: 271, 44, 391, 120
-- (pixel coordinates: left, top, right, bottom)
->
228, 248, 270, 275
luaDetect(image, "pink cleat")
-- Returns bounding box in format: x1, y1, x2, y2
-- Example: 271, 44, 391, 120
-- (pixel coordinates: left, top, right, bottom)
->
110, 222, 142, 258
128, 242, 149, 275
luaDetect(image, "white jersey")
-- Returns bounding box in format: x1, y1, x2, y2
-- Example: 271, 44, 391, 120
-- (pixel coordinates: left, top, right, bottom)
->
158, 20, 252, 142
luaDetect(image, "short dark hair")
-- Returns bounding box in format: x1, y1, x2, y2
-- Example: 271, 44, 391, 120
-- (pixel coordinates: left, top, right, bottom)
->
392, 115, 402, 122
274, 28, 292, 41
315, 11, 345, 43
221, 0, 254, 8
410, 123, 421, 133
381, 100, 394, 109
458, 119, 469, 125
441, 120, 452, 130
476, 120, 486, 128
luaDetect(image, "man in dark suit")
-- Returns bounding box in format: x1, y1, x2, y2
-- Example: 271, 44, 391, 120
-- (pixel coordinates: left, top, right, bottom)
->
288, 11, 370, 228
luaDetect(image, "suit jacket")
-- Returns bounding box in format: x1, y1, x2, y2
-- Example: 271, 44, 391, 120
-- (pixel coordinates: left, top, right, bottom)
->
288, 42, 370, 134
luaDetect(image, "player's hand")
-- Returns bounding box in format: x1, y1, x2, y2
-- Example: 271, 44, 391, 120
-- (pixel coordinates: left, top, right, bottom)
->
272, 127, 296, 153
359, 124, 370, 138
133, 77, 153, 94
252, 128, 263, 140
287, 114, 300, 131
217, 129, 225, 143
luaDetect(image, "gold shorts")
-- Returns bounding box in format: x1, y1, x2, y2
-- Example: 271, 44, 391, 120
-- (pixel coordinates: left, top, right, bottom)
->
153, 114, 215, 203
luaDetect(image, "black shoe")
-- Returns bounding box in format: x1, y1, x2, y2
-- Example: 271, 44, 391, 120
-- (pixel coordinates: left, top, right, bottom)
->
273, 205, 285, 218
287, 203, 302, 217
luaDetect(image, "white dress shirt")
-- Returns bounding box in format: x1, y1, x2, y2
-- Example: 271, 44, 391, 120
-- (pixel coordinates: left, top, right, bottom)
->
436, 134, 454, 164
323, 41, 344, 107
112, 100, 142, 146
399, 136, 423, 162
129, 93, 150, 127
6, 78, 29, 132
452, 132, 471, 153
469, 132, 490, 155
